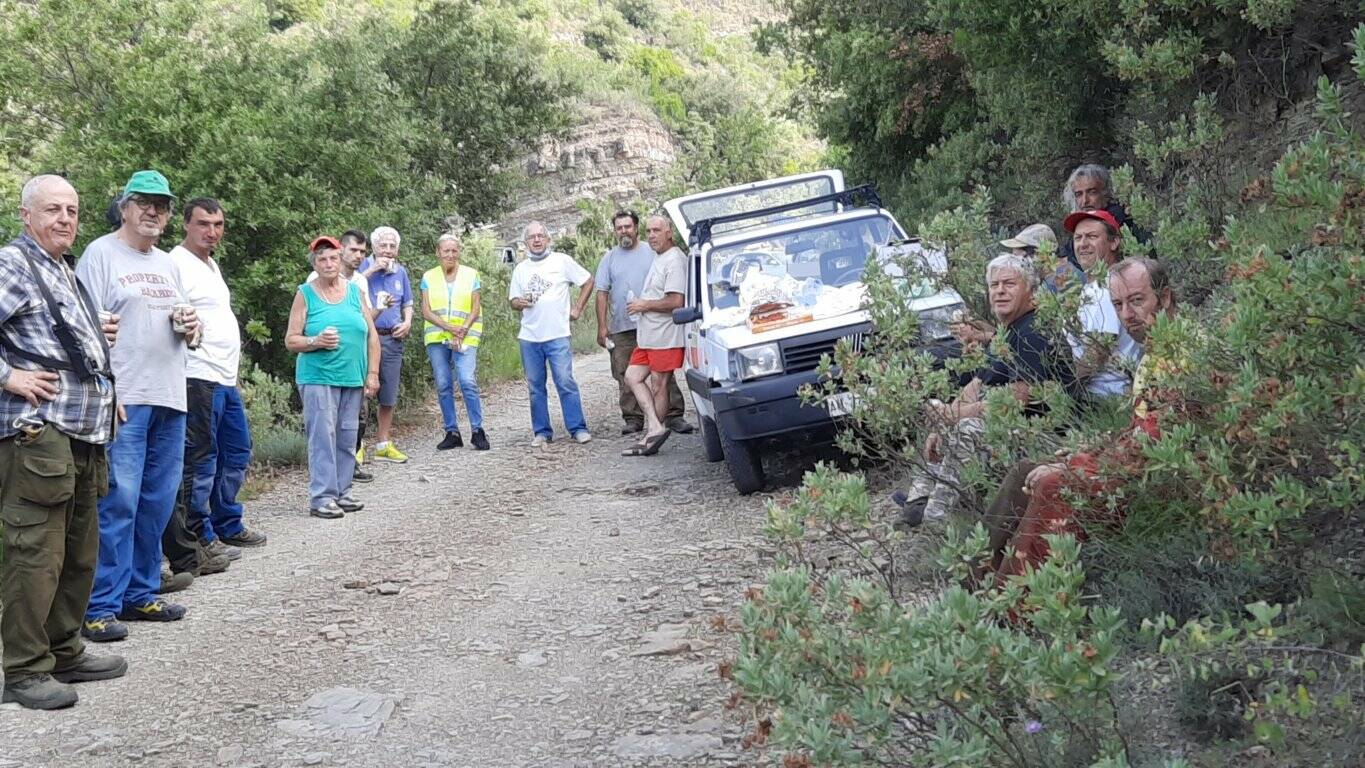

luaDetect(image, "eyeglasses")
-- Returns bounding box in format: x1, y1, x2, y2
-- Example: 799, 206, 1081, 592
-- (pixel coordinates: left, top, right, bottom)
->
129, 195, 172, 214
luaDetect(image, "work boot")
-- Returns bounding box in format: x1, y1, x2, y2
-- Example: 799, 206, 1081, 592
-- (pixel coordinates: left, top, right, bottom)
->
158, 569, 194, 594
81, 615, 129, 643
666, 418, 696, 434
196, 547, 231, 576
204, 538, 242, 561
471, 428, 491, 451
1, 674, 77, 710
52, 653, 128, 683
437, 431, 463, 450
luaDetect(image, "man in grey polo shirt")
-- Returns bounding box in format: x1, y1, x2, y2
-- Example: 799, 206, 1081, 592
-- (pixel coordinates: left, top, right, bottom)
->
594, 210, 690, 435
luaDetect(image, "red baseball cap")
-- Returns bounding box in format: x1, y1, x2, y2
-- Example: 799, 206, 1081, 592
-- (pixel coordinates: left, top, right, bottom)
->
309, 235, 342, 252
1063, 209, 1120, 233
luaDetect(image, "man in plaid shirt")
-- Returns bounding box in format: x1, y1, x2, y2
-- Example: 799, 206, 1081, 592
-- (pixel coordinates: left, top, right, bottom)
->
0, 175, 127, 710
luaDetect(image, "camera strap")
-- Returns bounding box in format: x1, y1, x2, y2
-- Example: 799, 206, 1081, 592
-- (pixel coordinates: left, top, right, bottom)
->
0, 235, 111, 381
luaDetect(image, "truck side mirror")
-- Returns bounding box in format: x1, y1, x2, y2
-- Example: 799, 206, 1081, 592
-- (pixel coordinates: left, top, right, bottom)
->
673, 306, 702, 325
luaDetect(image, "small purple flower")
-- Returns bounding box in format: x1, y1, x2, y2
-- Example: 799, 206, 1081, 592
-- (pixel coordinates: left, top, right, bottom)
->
1025, 720, 1044, 735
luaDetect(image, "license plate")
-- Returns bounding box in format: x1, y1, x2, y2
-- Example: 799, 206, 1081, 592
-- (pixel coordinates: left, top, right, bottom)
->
826, 392, 857, 417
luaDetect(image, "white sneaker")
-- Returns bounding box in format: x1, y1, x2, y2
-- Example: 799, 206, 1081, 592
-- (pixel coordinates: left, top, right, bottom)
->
573, 431, 593, 444
531, 435, 548, 448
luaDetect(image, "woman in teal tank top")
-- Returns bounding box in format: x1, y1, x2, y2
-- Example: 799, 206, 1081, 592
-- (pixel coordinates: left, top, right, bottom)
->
284, 237, 380, 519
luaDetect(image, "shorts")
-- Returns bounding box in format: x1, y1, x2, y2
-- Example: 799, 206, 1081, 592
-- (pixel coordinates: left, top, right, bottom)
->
377, 334, 405, 407
629, 346, 684, 373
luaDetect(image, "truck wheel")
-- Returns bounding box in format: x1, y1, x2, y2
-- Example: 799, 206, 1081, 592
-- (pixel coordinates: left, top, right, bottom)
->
700, 416, 724, 463
718, 421, 765, 494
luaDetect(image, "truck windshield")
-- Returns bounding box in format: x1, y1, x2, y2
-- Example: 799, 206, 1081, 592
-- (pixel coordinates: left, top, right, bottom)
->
679, 176, 840, 240
706, 214, 900, 308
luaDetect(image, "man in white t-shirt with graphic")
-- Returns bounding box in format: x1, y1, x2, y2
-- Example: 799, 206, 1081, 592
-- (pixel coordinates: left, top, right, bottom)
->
508, 221, 595, 448
621, 215, 689, 457
169, 198, 266, 569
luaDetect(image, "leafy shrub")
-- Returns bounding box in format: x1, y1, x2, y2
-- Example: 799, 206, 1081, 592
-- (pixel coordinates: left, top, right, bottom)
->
739, 466, 1129, 766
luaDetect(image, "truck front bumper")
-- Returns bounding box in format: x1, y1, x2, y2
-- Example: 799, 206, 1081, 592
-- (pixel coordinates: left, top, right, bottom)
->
689, 369, 838, 442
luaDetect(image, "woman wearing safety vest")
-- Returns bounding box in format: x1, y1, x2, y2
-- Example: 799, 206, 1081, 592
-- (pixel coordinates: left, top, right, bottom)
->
421, 234, 490, 451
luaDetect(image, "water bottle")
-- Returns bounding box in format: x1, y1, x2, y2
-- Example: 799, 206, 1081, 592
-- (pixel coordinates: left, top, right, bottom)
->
626, 290, 640, 324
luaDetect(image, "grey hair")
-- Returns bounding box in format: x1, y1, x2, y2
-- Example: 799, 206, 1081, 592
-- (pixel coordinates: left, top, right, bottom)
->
20, 174, 73, 208
370, 225, 401, 247
1062, 163, 1112, 211
986, 253, 1040, 292
436, 233, 461, 248
521, 220, 549, 241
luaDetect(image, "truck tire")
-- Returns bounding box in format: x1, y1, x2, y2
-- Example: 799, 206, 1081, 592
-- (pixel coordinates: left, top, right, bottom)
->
718, 420, 765, 494
699, 416, 724, 463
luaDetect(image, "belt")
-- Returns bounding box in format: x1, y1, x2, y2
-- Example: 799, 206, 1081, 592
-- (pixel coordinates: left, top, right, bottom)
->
376, 327, 394, 336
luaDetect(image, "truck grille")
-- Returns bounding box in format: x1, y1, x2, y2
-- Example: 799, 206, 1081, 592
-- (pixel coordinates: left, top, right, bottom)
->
782, 332, 865, 373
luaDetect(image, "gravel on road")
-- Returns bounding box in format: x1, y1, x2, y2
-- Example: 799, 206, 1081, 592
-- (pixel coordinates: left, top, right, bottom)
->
0, 351, 785, 768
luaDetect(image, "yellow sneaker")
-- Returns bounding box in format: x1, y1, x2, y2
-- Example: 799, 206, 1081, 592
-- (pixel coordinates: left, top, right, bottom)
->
372, 442, 408, 463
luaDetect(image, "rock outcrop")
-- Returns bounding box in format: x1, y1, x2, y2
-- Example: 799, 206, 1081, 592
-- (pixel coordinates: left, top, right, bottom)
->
492, 104, 678, 242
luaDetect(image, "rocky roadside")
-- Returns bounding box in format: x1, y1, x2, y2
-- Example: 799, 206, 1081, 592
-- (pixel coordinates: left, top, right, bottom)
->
0, 351, 790, 768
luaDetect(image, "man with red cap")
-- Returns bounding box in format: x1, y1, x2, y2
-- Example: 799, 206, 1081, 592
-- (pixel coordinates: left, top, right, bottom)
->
1061, 208, 1140, 400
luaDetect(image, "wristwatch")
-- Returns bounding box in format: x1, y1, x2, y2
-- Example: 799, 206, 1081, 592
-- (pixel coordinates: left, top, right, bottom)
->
306, 335, 316, 349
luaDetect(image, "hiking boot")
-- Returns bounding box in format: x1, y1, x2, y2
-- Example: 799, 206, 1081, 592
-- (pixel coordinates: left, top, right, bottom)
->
52, 653, 128, 684
197, 548, 231, 576
471, 428, 490, 451
118, 599, 186, 622
573, 431, 593, 444
204, 538, 242, 561
437, 431, 463, 450
336, 495, 364, 513
352, 467, 374, 483
81, 616, 129, 643
158, 570, 194, 594
310, 501, 344, 520
891, 490, 928, 530
1, 674, 77, 710
220, 527, 268, 548
372, 442, 408, 463
666, 418, 696, 435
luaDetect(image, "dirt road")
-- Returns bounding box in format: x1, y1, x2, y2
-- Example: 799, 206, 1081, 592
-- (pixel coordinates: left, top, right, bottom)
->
0, 352, 781, 768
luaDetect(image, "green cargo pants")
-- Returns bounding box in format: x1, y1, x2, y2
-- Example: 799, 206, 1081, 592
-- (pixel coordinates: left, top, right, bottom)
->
0, 426, 106, 682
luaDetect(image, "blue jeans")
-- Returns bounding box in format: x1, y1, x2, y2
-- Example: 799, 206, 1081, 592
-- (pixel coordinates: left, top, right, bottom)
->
300, 384, 362, 509
426, 343, 483, 432
87, 405, 187, 618
188, 384, 253, 540
519, 337, 587, 438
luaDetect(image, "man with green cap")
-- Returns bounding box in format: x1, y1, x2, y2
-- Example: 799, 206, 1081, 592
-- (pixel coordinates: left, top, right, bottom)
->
76, 170, 202, 642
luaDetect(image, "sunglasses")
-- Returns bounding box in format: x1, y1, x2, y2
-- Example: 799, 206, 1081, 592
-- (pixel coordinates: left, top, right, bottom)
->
129, 195, 172, 214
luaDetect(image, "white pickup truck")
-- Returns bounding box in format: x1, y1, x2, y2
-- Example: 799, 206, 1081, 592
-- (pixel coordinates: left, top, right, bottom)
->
664, 170, 964, 494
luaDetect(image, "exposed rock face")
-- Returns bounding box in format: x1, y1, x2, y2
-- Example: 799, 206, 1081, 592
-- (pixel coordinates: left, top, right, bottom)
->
494, 105, 678, 242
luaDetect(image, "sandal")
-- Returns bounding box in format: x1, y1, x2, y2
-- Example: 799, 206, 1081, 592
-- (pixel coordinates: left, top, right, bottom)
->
621, 441, 650, 457
640, 428, 672, 456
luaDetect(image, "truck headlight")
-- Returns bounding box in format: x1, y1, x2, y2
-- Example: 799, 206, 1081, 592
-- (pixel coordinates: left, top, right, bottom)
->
733, 343, 783, 381
919, 303, 963, 342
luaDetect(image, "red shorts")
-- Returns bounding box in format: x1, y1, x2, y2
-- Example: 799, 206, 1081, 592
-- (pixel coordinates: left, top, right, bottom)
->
629, 347, 684, 373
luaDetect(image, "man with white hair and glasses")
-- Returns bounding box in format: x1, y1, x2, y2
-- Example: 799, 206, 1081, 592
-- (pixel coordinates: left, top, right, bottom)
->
358, 225, 414, 464
509, 221, 595, 447
892, 253, 1075, 527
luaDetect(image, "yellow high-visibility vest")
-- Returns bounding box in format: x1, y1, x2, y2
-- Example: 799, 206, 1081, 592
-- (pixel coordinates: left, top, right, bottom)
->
422, 264, 483, 348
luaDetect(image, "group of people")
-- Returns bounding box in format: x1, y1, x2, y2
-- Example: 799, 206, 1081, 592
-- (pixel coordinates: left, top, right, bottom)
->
892, 163, 1175, 583
0, 171, 268, 710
